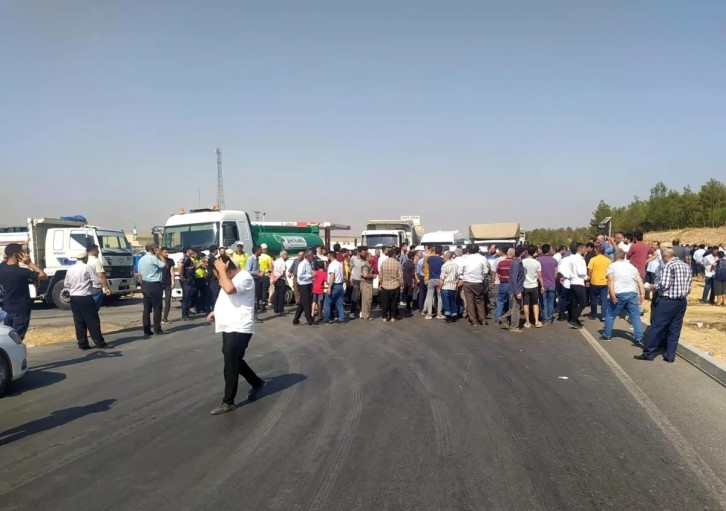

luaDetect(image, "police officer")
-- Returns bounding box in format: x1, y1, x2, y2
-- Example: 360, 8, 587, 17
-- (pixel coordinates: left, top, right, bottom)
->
192, 248, 208, 314
179, 246, 197, 320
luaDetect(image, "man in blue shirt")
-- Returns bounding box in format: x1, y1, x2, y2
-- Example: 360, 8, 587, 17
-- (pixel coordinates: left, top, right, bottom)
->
138, 243, 165, 336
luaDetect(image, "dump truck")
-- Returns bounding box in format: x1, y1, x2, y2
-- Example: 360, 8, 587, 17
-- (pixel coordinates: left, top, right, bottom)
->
0, 217, 134, 310
468, 222, 526, 252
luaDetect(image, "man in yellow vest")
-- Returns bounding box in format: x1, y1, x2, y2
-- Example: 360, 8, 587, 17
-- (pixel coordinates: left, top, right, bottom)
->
192, 250, 208, 313
232, 242, 249, 270
258, 243, 273, 311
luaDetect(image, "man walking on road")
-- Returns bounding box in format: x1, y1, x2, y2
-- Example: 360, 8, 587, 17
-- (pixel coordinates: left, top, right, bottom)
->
601, 250, 645, 343
587, 245, 612, 321
65, 251, 113, 350
0, 243, 47, 340
292, 250, 315, 326
521, 247, 543, 328
138, 243, 165, 337
635, 248, 692, 363
567, 244, 588, 329
208, 255, 265, 415
324, 251, 346, 324
379, 248, 404, 322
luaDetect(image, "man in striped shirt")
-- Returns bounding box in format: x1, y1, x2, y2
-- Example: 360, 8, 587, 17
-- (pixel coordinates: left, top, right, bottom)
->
438, 251, 459, 322
635, 248, 693, 363
379, 249, 404, 322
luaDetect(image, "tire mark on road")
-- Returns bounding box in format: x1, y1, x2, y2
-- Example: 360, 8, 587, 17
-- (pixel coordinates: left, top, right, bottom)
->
306, 347, 363, 511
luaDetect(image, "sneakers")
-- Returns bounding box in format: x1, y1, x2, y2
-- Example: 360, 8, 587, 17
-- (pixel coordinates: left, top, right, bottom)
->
599, 336, 611, 341
211, 403, 236, 415
247, 381, 266, 401
425, 315, 433, 320
349, 312, 356, 319
568, 321, 583, 329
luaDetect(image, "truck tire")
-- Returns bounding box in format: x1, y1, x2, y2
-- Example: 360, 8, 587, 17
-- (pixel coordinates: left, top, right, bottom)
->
51, 280, 72, 310
0, 352, 10, 396
285, 287, 294, 304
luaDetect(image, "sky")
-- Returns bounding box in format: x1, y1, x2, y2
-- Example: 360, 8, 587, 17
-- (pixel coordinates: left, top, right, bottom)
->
1, 0, 725, 236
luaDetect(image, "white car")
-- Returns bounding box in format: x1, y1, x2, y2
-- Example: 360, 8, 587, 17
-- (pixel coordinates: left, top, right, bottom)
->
0, 324, 28, 396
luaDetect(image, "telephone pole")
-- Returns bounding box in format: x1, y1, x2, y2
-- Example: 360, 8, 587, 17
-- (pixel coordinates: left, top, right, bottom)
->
216, 148, 225, 209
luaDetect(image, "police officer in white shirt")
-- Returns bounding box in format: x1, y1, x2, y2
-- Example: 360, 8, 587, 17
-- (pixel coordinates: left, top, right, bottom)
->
207, 255, 266, 415
65, 251, 112, 350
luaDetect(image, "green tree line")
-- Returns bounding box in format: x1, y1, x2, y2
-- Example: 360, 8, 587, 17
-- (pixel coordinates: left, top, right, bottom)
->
526, 178, 726, 246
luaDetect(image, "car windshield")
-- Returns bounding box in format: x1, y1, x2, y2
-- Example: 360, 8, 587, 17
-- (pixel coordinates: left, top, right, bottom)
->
98, 234, 132, 254
163, 223, 218, 252
363, 234, 399, 248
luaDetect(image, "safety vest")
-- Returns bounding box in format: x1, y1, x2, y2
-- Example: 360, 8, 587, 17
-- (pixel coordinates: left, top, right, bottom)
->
232, 252, 249, 269
192, 256, 206, 279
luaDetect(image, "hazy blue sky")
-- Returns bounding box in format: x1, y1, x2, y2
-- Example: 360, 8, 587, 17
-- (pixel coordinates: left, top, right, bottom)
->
1, 0, 724, 235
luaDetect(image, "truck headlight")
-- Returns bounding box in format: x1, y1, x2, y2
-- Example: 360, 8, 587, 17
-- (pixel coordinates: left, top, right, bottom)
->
8, 330, 23, 345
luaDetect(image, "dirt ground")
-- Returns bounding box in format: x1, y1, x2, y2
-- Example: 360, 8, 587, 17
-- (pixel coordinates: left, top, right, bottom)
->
24, 320, 140, 346
645, 226, 726, 246
677, 280, 726, 363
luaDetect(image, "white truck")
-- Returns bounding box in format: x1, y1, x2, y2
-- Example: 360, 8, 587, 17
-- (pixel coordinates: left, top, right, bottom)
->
361, 218, 421, 249
419, 230, 466, 252
0, 218, 134, 310
468, 222, 526, 253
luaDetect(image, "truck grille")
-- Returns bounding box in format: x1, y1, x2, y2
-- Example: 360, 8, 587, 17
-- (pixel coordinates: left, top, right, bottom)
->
108, 266, 134, 279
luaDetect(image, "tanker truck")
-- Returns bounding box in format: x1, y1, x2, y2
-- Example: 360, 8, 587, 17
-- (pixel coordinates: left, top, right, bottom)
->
163, 209, 325, 301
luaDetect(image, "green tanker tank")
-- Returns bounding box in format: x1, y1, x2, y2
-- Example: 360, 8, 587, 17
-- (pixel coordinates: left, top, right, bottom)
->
251, 224, 324, 256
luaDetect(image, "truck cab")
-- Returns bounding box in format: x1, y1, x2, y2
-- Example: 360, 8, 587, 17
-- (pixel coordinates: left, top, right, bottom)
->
419, 230, 466, 252
0, 218, 134, 310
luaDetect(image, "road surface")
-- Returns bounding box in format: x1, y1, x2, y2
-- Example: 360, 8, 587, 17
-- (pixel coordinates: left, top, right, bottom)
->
2, 304, 726, 510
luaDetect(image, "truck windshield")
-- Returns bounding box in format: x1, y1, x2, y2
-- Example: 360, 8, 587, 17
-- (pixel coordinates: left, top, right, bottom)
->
163, 223, 218, 252
98, 234, 132, 254
363, 234, 399, 248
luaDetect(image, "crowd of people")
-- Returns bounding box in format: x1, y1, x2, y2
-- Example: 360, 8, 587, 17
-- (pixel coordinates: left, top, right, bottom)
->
1, 232, 724, 414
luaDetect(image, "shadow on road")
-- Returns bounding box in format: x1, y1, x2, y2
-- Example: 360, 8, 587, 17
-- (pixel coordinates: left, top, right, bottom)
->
0, 399, 116, 446
30, 350, 124, 372
4, 370, 67, 397
234, 373, 307, 410
110, 321, 210, 347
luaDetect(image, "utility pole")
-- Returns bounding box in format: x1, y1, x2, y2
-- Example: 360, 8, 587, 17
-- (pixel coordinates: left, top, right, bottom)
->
216, 148, 225, 209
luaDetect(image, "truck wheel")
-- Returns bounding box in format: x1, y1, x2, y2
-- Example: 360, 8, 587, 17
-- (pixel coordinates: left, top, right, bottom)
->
0, 353, 10, 396
285, 288, 294, 304
51, 280, 72, 310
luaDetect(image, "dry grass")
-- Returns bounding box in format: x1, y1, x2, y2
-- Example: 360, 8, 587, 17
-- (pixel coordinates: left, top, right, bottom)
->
24, 321, 139, 347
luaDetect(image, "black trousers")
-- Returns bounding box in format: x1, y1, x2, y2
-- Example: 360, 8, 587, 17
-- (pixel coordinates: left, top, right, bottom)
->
569, 284, 586, 323
141, 281, 163, 333
401, 283, 414, 310
208, 280, 221, 311
294, 283, 314, 325
380, 288, 399, 319
260, 275, 270, 309
350, 280, 361, 314
222, 332, 264, 405
70, 295, 105, 347
273, 278, 287, 313
194, 278, 208, 313
162, 284, 172, 321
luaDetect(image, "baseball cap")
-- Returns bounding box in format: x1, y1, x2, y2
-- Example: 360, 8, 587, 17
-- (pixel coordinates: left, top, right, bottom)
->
261, 243, 268, 249
236, 241, 244, 246
4, 243, 23, 257
76, 250, 88, 259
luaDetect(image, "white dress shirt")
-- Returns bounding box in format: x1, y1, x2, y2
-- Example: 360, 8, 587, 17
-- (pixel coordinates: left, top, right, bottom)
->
214, 270, 256, 334
568, 254, 588, 286
703, 254, 717, 277
65, 261, 97, 296
272, 258, 287, 280
296, 259, 313, 285
457, 253, 490, 283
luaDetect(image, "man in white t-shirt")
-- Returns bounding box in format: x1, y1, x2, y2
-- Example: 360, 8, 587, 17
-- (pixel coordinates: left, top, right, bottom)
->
207, 256, 266, 415
601, 250, 644, 343
521, 248, 544, 328
87, 244, 110, 310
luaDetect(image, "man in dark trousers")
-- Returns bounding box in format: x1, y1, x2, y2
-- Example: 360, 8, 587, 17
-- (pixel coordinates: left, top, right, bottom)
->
293, 249, 315, 326
0, 244, 47, 339
137, 243, 165, 337
179, 246, 196, 320
207, 255, 265, 415
65, 251, 113, 350
635, 248, 693, 363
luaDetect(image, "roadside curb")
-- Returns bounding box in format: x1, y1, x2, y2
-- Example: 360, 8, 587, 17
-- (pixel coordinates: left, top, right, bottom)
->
677, 342, 726, 388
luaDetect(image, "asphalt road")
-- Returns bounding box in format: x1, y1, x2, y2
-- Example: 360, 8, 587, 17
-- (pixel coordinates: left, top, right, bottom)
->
2, 302, 726, 511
